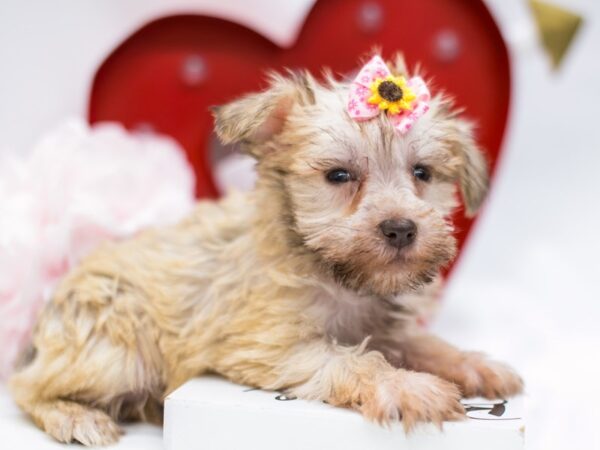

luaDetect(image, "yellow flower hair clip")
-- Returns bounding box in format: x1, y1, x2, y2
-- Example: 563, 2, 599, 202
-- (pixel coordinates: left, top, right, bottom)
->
368, 75, 417, 115
347, 55, 431, 135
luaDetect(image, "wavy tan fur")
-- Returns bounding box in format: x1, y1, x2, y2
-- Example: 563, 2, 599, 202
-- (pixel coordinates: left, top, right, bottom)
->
10, 55, 522, 446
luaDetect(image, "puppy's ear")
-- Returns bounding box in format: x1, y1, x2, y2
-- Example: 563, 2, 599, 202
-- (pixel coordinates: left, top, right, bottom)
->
212, 72, 315, 156
450, 119, 490, 217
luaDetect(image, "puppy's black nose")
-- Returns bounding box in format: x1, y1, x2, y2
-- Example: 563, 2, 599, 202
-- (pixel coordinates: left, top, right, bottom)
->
379, 219, 417, 249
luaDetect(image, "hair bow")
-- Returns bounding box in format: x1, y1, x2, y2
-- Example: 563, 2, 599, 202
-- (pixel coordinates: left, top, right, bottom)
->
347, 55, 430, 135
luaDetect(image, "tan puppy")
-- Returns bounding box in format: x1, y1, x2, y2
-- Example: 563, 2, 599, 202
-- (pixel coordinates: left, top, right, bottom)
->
9, 55, 523, 446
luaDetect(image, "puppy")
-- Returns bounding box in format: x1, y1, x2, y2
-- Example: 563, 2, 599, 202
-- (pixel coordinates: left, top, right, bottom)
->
9, 54, 522, 446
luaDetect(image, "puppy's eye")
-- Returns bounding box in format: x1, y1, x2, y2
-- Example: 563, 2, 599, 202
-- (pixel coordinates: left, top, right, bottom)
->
413, 165, 431, 182
326, 168, 352, 184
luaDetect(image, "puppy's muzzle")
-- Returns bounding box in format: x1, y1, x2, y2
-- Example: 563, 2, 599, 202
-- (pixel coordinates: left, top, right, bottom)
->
379, 219, 417, 250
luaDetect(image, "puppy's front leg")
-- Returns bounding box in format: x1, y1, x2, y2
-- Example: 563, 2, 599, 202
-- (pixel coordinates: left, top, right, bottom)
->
276, 339, 464, 430
395, 332, 523, 399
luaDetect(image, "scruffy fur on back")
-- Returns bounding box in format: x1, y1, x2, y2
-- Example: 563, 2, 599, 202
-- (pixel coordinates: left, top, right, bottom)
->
10, 54, 522, 446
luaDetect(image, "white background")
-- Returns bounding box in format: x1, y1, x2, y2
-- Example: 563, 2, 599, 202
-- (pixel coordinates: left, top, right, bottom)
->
1, 1, 599, 449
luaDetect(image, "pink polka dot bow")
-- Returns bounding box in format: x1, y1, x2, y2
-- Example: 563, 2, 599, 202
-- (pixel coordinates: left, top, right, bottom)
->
347, 55, 431, 135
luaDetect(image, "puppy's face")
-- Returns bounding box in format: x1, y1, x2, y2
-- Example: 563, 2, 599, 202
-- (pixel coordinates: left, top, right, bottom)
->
214, 58, 488, 297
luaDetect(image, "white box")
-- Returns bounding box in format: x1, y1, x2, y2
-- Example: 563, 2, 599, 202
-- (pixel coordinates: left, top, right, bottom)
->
164, 376, 524, 450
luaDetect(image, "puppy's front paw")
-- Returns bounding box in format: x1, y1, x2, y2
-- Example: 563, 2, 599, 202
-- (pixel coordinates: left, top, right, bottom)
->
361, 371, 465, 431
456, 353, 523, 399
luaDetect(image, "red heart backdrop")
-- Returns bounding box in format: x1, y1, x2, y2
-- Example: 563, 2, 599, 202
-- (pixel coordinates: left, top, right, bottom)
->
89, 0, 510, 270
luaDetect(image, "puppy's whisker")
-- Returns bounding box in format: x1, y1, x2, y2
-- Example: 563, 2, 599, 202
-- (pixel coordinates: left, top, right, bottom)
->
321, 223, 363, 233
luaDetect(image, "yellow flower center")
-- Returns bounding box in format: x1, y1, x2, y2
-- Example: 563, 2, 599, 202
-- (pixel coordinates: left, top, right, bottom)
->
368, 75, 417, 115
377, 80, 404, 102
